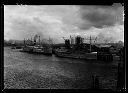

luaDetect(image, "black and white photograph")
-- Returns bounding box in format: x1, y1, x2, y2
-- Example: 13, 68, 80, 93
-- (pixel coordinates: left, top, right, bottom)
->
4, 4, 125, 91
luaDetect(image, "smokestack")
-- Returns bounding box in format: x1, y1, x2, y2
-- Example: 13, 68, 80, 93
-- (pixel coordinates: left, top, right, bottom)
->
39, 36, 40, 45
34, 34, 38, 45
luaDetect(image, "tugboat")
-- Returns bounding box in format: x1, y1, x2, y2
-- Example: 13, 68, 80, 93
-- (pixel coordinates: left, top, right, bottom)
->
11, 41, 16, 49
20, 45, 34, 53
11, 41, 22, 49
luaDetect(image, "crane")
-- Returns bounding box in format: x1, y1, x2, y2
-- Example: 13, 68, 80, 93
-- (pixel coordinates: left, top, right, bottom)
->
84, 35, 98, 52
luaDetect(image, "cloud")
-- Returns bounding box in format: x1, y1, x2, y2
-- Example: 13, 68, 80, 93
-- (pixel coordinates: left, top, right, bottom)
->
4, 5, 124, 43
79, 4, 124, 29
83, 11, 115, 28
93, 24, 124, 43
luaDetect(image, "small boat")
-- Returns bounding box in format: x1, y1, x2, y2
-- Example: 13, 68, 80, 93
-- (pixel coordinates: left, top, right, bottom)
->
11, 47, 16, 49
11, 46, 22, 49
43, 47, 52, 55
20, 46, 34, 53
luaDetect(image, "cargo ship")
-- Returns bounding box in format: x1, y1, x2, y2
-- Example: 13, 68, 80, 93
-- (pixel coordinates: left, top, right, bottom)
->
54, 47, 97, 60
54, 36, 114, 62
55, 50, 97, 60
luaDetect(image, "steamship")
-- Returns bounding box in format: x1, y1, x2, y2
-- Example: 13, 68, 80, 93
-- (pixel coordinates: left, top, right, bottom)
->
20, 35, 52, 55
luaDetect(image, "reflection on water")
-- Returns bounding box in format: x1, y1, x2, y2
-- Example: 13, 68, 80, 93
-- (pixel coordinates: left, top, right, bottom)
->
4, 47, 117, 89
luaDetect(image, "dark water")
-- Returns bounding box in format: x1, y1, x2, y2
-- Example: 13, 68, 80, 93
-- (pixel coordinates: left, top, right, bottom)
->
4, 47, 118, 89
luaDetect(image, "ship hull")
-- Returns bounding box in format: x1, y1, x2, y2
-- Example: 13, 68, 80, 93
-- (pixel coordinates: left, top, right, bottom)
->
20, 46, 52, 55
55, 51, 114, 62
32, 51, 52, 55
20, 50, 52, 55
54, 51, 97, 60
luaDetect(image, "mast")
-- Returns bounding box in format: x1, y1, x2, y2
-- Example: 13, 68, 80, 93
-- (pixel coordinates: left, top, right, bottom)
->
49, 37, 50, 44
28, 38, 30, 45
24, 38, 25, 45
70, 35, 72, 45
90, 35, 91, 52
39, 35, 40, 45
31, 37, 32, 45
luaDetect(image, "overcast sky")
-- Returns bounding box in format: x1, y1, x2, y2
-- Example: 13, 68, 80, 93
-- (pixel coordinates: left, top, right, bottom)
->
4, 4, 124, 43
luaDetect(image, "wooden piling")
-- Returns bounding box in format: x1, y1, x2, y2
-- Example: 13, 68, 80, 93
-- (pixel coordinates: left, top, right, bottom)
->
92, 75, 100, 89
117, 63, 121, 90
